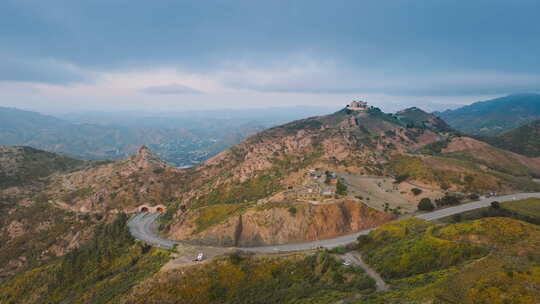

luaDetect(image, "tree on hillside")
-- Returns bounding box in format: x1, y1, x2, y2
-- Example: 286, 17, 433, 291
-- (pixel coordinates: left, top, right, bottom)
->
336, 180, 348, 196
435, 194, 461, 207
394, 174, 409, 184
418, 198, 435, 211
411, 188, 422, 196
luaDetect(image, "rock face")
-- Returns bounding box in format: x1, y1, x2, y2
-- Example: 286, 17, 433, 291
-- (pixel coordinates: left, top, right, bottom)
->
170, 201, 395, 246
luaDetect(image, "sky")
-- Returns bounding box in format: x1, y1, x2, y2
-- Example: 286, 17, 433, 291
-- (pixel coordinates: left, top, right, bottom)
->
1, 0, 539, 114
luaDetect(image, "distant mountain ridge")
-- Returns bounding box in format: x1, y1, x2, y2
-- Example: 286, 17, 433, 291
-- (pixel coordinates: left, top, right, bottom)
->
436, 93, 540, 135
0, 107, 269, 167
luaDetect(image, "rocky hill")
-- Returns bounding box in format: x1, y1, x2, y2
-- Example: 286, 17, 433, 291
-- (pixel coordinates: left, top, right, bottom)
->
23, 104, 540, 246
42, 146, 188, 213
437, 93, 540, 135
161, 106, 540, 245
0, 146, 106, 280
180, 107, 450, 207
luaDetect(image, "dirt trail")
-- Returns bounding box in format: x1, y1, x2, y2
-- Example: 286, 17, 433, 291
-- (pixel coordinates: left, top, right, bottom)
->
343, 252, 389, 292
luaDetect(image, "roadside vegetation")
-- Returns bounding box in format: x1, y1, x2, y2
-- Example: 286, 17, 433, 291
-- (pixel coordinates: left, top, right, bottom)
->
357, 218, 488, 280
438, 197, 540, 225
124, 251, 375, 304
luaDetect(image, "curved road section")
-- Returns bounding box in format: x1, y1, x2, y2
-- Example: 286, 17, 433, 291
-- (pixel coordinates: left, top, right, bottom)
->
128, 192, 540, 252
128, 213, 179, 249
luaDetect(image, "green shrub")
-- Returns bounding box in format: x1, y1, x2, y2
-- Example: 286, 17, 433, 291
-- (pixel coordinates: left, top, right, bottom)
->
153, 168, 165, 174
336, 180, 348, 195
411, 188, 423, 196
436, 194, 462, 206
491, 201, 500, 209
288, 206, 297, 216
329, 246, 346, 254
229, 252, 244, 265
418, 198, 435, 211
394, 174, 410, 184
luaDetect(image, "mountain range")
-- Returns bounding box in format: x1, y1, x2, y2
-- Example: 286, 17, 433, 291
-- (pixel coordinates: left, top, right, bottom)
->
1, 100, 540, 303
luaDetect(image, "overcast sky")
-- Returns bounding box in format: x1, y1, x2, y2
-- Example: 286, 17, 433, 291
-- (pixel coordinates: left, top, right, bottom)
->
1, 0, 539, 113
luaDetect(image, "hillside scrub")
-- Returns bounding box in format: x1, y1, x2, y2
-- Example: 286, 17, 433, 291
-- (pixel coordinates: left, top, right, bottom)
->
357, 219, 488, 280
124, 252, 375, 304
0, 214, 170, 304
0, 201, 98, 280
194, 203, 250, 233
193, 170, 283, 207
354, 217, 540, 303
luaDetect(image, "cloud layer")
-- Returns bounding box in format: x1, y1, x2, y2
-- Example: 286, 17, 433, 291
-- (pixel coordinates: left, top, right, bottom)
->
140, 83, 203, 95
1, 0, 539, 111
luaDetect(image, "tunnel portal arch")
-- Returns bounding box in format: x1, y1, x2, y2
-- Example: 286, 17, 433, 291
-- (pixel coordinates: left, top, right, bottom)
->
137, 205, 166, 213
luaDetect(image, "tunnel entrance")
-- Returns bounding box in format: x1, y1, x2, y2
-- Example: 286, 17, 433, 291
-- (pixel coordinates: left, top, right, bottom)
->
156, 207, 164, 213
140, 207, 149, 212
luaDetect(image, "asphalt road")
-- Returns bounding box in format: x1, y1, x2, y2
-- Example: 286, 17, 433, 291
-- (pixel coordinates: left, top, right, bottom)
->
127, 213, 180, 249
127, 192, 540, 252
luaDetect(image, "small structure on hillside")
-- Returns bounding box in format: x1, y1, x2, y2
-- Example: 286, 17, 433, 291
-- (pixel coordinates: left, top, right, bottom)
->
347, 100, 371, 111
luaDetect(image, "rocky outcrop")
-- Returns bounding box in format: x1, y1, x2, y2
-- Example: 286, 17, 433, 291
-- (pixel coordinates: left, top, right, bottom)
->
170, 201, 394, 247
43, 145, 187, 212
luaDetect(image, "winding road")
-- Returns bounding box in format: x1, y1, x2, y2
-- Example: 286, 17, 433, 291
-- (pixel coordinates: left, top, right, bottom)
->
128, 192, 540, 252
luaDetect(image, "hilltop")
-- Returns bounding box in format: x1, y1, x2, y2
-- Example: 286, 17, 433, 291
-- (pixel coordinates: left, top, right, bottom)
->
437, 93, 540, 135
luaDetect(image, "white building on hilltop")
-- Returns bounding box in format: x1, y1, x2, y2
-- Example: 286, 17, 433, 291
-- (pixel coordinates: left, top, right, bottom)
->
347, 100, 371, 111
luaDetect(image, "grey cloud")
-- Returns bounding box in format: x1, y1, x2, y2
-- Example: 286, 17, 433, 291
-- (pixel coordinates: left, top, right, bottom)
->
2, 0, 540, 73
0, 56, 91, 84
140, 83, 203, 95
